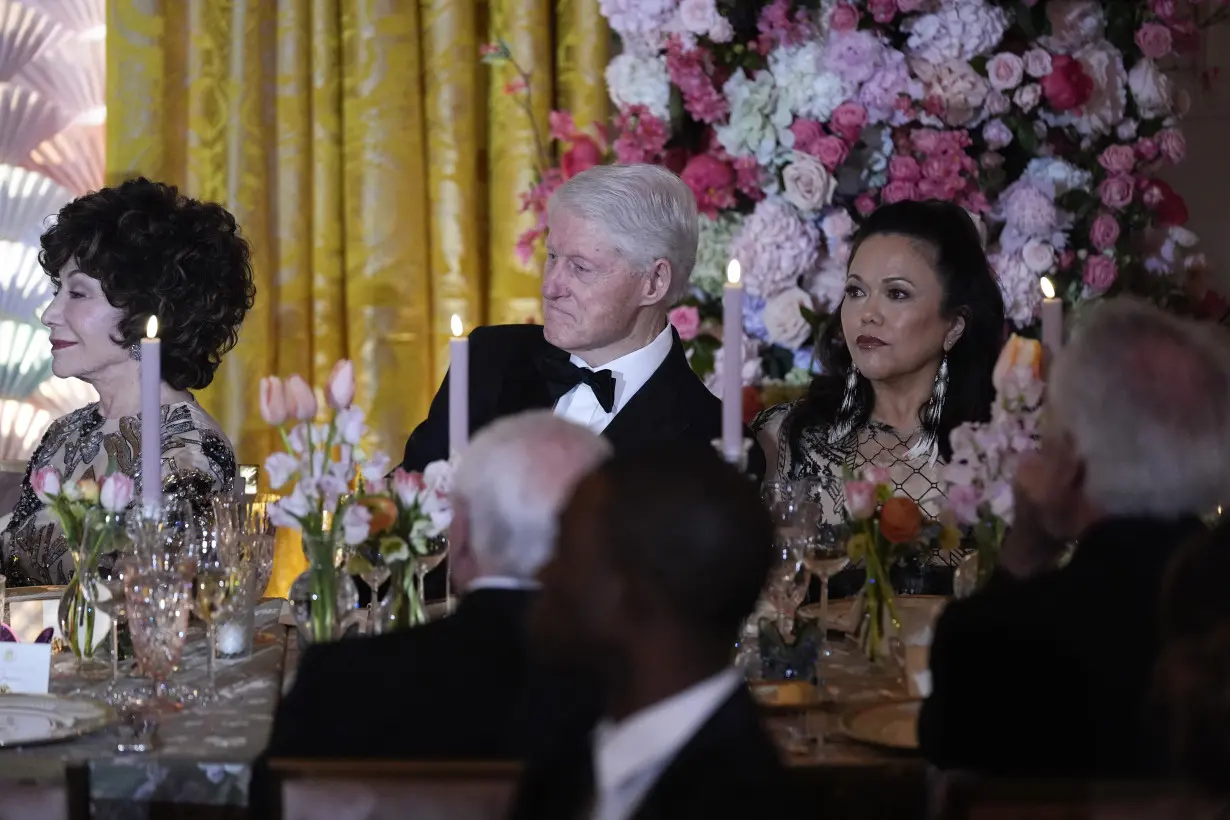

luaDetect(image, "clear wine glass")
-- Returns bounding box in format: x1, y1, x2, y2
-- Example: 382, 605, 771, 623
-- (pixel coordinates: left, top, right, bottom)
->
763, 481, 823, 637
411, 535, 450, 608
800, 523, 850, 661
190, 521, 245, 700
353, 542, 392, 634
236, 495, 277, 598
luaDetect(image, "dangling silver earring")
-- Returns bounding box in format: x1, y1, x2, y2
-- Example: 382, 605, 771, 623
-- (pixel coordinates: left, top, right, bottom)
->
827, 365, 862, 445
129, 344, 141, 362
908, 354, 948, 464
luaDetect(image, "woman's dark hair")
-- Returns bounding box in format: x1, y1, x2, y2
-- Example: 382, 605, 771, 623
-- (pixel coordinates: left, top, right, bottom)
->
787, 199, 1006, 461
39, 177, 256, 391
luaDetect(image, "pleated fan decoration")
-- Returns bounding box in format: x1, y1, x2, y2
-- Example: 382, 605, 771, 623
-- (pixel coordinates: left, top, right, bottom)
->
28, 120, 102, 195
18, 36, 102, 122
0, 319, 51, 398
32, 376, 95, 417
0, 83, 64, 165
0, 1, 64, 82
0, 164, 69, 245
21, 0, 104, 38
0, 398, 50, 459
0, 240, 51, 322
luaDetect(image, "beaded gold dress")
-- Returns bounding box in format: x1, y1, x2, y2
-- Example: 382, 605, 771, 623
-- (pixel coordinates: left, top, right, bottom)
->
1, 399, 236, 586
753, 400, 947, 524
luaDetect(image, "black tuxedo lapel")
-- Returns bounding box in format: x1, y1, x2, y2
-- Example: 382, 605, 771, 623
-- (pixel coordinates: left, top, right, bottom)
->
601, 330, 694, 451
494, 332, 557, 419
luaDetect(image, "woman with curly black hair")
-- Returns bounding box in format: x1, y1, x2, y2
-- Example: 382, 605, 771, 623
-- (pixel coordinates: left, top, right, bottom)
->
1, 178, 255, 586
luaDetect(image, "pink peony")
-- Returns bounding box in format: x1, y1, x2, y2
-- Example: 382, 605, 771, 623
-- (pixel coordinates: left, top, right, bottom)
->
1097, 144, 1136, 175
1135, 23, 1173, 60
1098, 175, 1134, 209
1156, 129, 1186, 163
1082, 255, 1118, 293
1089, 213, 1121, 251
829, 2, 859, 31
987, 52, 1026, 91
812, 136, 849, 170
1042, 54, 1094, 112
830, 101, 869, 143
788, 119, 825, 155
561, 136, 602, 179
888, 155, 921, 182
869, 0, 897, 24
681, 153, 737, 218
668, 305, 702, 341
883, 180, 919, 203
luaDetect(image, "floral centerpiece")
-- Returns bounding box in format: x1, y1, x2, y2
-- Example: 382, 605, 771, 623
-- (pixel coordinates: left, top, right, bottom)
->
30, 465, 134, 670
842, 466, 957, 660
342, 462, 453, 631
485, 0, 1229, 401
261, 361, 391, 642
938, 334, 1045, 590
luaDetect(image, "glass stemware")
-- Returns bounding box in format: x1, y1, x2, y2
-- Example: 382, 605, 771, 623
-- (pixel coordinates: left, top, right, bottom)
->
411, 535, 450, 607
800, 524, 850, 661
763, 481, 822, 638
124, 563, 192, 710
190, 519, 246, 699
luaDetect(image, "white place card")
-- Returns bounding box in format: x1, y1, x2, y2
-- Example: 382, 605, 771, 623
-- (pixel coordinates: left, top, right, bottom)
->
0, 643, 52, 694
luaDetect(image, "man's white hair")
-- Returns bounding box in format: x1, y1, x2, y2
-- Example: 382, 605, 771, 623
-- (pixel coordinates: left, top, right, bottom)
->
547, 163, 699, 304
452, 411, 611, 579
1049, 299, 1230, 519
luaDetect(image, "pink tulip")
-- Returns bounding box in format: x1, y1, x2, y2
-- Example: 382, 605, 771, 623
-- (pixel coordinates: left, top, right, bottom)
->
259, 376, 288, 425
326, 360, 356, 411
31, 466, 62, 503
844, 481, 878, 521
284, 375, 318, 421
99, 473, 135, 512
392, 468, 426, 507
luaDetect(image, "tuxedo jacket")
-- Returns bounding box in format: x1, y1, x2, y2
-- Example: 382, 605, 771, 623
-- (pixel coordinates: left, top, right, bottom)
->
400, 324, 738, 471
508, 685, 808, 820
919, 516, 1205, 778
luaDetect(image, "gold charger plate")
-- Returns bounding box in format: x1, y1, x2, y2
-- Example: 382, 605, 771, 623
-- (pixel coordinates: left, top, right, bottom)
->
0, 693, 117, 748
839, 699, 922, 751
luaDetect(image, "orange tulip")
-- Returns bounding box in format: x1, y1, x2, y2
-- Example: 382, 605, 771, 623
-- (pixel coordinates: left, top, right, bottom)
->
992, 334, 1043, 392
360, 496, 398, 535
879, 496, 923, 544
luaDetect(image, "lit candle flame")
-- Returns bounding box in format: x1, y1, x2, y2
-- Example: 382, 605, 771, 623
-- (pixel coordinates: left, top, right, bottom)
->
726, 259, 741, 285
1039, 276, 1056, 300
450, 314, 463, 337
146, 316, 159, 339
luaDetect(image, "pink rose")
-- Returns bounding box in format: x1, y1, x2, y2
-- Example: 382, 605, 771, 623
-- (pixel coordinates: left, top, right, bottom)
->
789, 119, 825, 155
888, 155, 921, 182
1023, 49, 1053, 79
869, 0, 897, 24
668, 305, 702, 341
829, 2, 859, 31
1042, 54, 1094, 112
844, 481, 877, 521
1089, 213, 1121, 251
855, 193, 877, 216
1157, 129, 1186, 164
1150, 0, 1177, 20
1097, 144, 1136, 175
1135, 137, 1160, 162
882, 180, 919, 204
1098, 175, 1134, 210
830, 102, 868, 143
987, 53, 1025, 91
1135, 22, 1173, 60
812, 135, 849, 170
1082, 255, 1118, 293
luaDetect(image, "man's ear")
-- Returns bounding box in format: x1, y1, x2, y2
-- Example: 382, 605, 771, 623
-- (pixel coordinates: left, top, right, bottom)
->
641, 258, 673, 307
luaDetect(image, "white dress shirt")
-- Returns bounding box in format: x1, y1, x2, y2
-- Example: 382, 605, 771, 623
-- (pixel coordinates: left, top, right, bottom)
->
552, 325, 673, 433
464, 576, 541, 593
589, 668, 743, 820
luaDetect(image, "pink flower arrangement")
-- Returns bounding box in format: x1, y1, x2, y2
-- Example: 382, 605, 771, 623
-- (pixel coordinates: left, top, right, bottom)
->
479, 0, 1226, 393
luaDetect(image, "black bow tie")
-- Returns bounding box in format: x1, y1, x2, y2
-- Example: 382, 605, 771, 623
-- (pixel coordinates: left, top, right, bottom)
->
538, 353, 617, 413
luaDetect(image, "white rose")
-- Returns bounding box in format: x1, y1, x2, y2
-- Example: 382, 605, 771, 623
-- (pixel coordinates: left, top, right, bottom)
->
986, 52, 1024, 91
1043, 0, 1105, 54
605, 53, 671, 121
985, 90, 1011, 116
762, 287, 816, 349
1129, 58, 1173, 120
1021, 239, 1056, 274
782, 153, 836, 211
678, 0, 721, 34
1013, 83, 1042, 112
1023, 49, 1052, 78
1073, 41, 1126, 136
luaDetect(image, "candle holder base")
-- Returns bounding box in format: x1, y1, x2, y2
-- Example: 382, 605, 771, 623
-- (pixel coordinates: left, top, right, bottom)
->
712, 438, 752, 474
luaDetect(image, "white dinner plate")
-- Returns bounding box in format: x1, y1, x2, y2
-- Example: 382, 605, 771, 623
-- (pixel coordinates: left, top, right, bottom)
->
0, 694, 116, 748
839, 699, 922, 751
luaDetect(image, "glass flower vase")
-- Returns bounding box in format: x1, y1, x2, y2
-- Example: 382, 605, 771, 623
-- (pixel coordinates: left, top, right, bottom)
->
289, 532, 359, 643
379, 563, 427, 632
56, 509, 123, 680
856, 579, 898, 666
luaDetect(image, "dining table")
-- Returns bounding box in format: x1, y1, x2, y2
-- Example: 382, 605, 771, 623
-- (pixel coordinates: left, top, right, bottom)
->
0, 595, 934, 819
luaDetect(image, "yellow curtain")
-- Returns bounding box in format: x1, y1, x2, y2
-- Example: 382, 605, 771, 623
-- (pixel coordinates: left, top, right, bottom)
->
107, 0, 607, 594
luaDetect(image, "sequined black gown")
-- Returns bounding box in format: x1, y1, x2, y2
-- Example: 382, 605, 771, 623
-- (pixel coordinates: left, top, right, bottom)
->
1, 400, 236, 586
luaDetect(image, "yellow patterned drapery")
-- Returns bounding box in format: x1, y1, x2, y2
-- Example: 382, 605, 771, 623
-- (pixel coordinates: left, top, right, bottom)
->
105, 0, 609, 467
